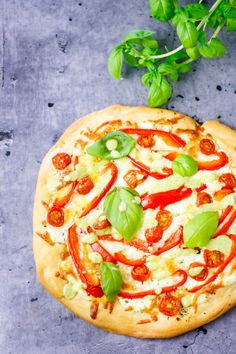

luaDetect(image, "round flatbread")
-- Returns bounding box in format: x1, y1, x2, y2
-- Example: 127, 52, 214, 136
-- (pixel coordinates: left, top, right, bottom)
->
33, 105, 236, 338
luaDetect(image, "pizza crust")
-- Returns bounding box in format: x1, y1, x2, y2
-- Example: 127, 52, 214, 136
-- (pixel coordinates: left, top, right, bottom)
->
33, 105, 236, 338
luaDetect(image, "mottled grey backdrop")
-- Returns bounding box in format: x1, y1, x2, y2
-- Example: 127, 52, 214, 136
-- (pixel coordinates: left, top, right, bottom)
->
0, 0, 236, 353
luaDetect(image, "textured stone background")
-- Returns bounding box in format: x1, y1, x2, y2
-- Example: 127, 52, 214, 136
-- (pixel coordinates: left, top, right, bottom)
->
0, 0, 236, 353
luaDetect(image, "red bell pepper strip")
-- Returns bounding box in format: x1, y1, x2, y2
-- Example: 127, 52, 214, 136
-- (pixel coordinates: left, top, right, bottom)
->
188, 234, 236, 293
164, 151, 178, 161
153, 226, 183, 256
98, 235, 150, 252
196, 184, 207, 193
219, 205, 233, 225
91, 242, 117, 263
128, 155, 173, 180
80, 162, 118, 217
198, 152, 228, 170
214, 209, 236, 238
53, 181, 78, 209
115, 251, 146, 266
118, 290, 156, 299
121, 128, 186, 148
68, 225, 103, 298
141, 186, 192, 210
161, 270, 187, 293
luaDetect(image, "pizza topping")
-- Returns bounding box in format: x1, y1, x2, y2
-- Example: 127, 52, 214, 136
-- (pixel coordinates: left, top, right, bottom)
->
63, 282, 78, 300
115, 251, 145, 266
198, 152, 228, 170
100, 261, 122, 302
214, 209, 236, 237
188, 262, 208, 281
214, 187, 233, 201
93, 217, 111, 230
199, 139, 216, 155
124, 170, 147, 189
219, 205, 233, 224
77, 176, 94, 195
158, 294, 181, 317
91, 242, 117, 263
52, 153, 72, 170
119, 290, 156, 299
90, 302, 99, 320
137, 135, 155, 148
131, 264, 151, 282
183, 211, 219, 248
153, 226, 183, 256
128, 155, 173, 180
145, 226, 163, 246
156, 210, 172, 230
196, 192, 212, 207
53, 181, 78, 209
205, 236, 233, 257
219, 173, 236, 189
103, 187, 144, 241
86, 131, 136, 160
204, 249, 224, 267
47, 208, 65, 227
172, 154, 198, 177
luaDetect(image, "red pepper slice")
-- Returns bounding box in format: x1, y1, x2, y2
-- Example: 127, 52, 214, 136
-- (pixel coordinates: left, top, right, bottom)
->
214, 187, 233, 202
219, 205, 233, 225
97, 235, 150, 252
141, 186, 192, 210
115, 251, 146, 266
118, 290, 156, 299
164, 151, 178, 161
198, 152, 228, 170
91, 242, 117, 263
195, 184, 207, 193
80, 162, 118, 217
53, 181, 78, 209
214, 209, 236, 237
121, 128, 186, 147
128, 155, 173, 180
68, 225, 103, 297
188, 234, 236, 293
145, 226, 163, 246
153, 226, 183, 256
161, 269, 187, 293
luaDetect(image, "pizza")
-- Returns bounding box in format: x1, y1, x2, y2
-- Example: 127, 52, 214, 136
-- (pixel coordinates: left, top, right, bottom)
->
33, 105, 236, 338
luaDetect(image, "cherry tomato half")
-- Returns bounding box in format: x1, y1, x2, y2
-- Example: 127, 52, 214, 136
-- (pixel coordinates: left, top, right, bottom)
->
204, 249, 224, 268
52, 153, 72, 170
158, 294, 181, 317
137, 135, 155, 148
47, 208, 64, 227
219, 173, 236, 189
214, 187, 233, 201
196, 192, 212, 207
188, 262, 208, 281
93, 217, 111, 230
199, 139, 216, 155
77, 176, 94, 195
156, 210, 172, 230
131, 264, 151, 282
145, 226, 163, 246
123, 169, 147, 189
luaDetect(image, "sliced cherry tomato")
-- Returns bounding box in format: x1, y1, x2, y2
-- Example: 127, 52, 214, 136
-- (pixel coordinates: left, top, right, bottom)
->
47, 208, 64, 227
196, 192, 212, 207
53, 181, 78, 209
93, 217, 111, 230
115, 251, 145, 266
123, 169, 147, 189
199, 139, 216, 155
219, 173, 236, 189
158, 294, 181, 317
128, 155, 173, 180
198, 152, 228, 170
52, 153, 72, 170
156, 210, 172, 230
204, 249, 224, 267
137, 135, 155, 148
153, 226, 183, 256
131, 264, 151, 282
145, 226, 163, 246
188, 262, 208, 281
91, 242, 117, 263
214, 187, 233, 201
77, 176, 94, 195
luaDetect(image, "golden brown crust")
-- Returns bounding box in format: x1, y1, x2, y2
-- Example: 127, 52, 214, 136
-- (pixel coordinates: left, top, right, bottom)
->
33, 105, 236, 338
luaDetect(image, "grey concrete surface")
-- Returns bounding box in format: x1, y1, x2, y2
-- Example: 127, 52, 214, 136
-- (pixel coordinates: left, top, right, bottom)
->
0, 0, 236, 353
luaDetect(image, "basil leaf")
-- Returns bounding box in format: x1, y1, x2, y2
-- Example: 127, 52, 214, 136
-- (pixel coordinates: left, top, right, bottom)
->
184, 211, 219, 248
149, 0, 175, 22
103, 187, 144, 241
209, 38, 226, 58
158, 63, 179, 82
108, 46, 123, 80
172, 154, 198, 177
172, 8, 189, 26
185, 4, 209, 20
124, 29, 155, 42
177, 21, 198, 48
148, 74, 172, 107
100, 262, 122, 302
86, 131, 136, 160
186, 47, 200, 60
227, 17, 236, 31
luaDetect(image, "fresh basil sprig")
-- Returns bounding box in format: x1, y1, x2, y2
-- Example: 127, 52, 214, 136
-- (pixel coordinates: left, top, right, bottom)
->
184, 211, 219, 248
100, 262, 122, 302
172, 154, 198, 177
86, 131, 136, 160
108, 0, 235, 107
103, 187, 144, 241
